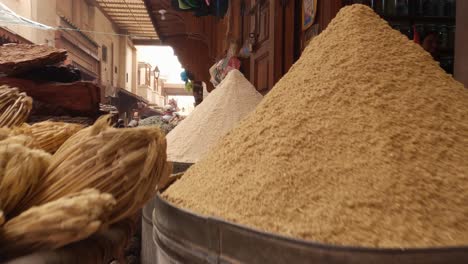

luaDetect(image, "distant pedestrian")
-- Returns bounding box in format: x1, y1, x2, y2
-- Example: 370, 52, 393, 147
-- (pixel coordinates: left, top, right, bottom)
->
114, 119, 125, 128
128, 118, 139, 127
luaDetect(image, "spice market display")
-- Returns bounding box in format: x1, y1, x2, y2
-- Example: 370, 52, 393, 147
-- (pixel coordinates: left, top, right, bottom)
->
0, 0, 467, 263
164, 4, 468, 248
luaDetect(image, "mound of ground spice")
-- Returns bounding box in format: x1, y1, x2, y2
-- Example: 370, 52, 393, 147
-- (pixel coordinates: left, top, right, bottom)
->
166, 70, 262, 163
163, 4, 468, 248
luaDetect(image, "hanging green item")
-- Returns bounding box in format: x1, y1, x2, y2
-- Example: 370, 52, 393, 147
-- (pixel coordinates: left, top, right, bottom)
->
178, 0, 191, 10
172, 0, 191, 11
185, 80, 193, 92
173, 0, 228, 18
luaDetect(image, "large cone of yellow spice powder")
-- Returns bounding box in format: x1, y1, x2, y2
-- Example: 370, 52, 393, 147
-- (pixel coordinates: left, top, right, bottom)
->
163, 4, 468, 248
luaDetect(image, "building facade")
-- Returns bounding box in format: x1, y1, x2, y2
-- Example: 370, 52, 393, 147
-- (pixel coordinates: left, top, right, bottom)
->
0, 0, 156, 121
137, 62, 168, 106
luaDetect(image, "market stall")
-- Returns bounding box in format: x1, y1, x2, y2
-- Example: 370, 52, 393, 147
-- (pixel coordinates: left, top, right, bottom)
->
154, 4, 468, 264
1, 1, 467, 264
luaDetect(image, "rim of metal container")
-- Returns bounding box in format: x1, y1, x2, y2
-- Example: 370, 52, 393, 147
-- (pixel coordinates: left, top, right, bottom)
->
171, 162, 194, 174
153, 194, 468, 264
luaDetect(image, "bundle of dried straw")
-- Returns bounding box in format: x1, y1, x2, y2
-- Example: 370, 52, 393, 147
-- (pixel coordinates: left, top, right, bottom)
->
0, 140, 51, 216
13, 121, 84, 153
0, 85, 32, 128
16, 116, 171, 224
0, 189, 116, 258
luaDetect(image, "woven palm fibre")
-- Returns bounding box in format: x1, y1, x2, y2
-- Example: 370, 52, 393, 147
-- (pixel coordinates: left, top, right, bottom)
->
15, 117, 171, 224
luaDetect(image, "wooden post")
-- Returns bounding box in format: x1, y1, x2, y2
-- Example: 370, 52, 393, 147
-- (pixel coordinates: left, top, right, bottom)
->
192, 81, 203, 106
454, 0, 468, 87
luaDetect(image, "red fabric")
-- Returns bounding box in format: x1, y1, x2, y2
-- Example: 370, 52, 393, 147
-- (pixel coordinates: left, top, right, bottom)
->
224, 57, 241, 75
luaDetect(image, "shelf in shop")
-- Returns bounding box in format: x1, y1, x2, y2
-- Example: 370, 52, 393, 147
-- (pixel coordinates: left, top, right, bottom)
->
381, 15, 456, 24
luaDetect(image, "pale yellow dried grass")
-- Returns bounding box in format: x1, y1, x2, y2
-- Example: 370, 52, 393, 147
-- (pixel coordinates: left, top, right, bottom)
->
0, 85, 32, 128
16, 116, 171, 224
51, 115, 110, 155
0, 188, 116, 258
0, 128, 9, 141
0, 133, 35, 148
0, 141, 51, 216
14, 121, 84, 153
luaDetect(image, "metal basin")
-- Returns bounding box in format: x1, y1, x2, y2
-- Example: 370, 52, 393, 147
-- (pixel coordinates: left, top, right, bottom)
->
152, 194, 468, 264
141, 162, 192, 264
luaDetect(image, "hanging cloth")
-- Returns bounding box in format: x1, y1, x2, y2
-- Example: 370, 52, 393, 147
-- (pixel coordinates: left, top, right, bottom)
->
184, 0, 200, 8
194, 3, 211, 17
178, 0, 192, 10
172, 0, 227, 18
171, 0, 193, 11
214, 0, 229, 18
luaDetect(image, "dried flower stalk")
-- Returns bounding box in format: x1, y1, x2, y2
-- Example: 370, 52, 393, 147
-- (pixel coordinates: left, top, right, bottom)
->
17, 116, 171, 224
0, 86, 32, 128
0, 189, 116, 258
0, 142, 51, 216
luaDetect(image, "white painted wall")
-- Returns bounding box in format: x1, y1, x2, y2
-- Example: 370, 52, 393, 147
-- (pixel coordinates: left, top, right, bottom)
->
93, 6, 120, 88
1, 0, 56, 45
125, 44, 133, 91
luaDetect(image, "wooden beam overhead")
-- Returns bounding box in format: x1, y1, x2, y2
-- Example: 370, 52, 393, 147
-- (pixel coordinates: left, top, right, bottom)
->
132, 39, 162, 45
92, 0, 158, 39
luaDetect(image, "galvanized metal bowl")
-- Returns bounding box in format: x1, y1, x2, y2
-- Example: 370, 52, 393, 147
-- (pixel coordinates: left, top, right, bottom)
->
152, 194, 468, 264
141, 162, 193, 264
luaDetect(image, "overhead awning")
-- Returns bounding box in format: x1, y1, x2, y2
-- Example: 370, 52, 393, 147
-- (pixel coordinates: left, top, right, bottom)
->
93, 0, 159, 44
118, 87, 149, 104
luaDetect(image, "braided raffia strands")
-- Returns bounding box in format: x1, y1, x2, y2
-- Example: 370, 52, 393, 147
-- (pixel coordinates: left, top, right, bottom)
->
0, 86, 32, 128
16, 116, 171, 224
0, 128, 9, 141
0, 141, 51, 216
0, 189, 116, 259
6, 124, 35, 148
54, 115, 111, 154
0, 133, 36, 149
13, 121, 84, 153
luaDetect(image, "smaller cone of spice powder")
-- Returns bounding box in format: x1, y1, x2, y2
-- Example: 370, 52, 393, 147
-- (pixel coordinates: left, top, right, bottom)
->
166, 70, 263, 163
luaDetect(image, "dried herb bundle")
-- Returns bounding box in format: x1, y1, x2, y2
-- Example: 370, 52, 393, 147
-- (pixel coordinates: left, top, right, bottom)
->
17, 117, 171, 224
0, 86, 32, 128
0, 189, 116, 258
14, 121, 84, 153
0, 141, 51, 216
